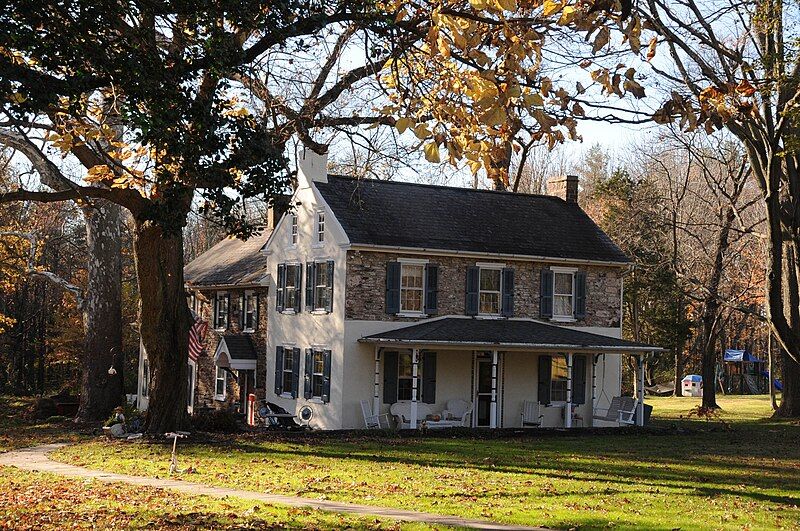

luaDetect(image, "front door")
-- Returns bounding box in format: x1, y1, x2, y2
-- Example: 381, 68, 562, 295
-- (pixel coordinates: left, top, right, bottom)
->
475, 356, 493, 427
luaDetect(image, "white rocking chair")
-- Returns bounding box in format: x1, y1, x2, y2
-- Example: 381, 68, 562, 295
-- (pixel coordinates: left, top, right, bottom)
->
521, 400, 544, 428
360, 400, 390, 429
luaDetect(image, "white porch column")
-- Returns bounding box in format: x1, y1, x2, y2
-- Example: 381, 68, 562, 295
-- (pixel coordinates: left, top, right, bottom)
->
565, 353, 573, 428
411, 348, 420, 429
373, 347, 381, 417
637, 354, 646, 426
490, 350, 498, 428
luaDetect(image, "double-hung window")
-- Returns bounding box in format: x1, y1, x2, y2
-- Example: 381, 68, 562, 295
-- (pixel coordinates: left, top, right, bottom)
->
285, 266, 298, 310
215, 366, 227, 400
400, 263, 425, 314
282, 348, 295, 394
311, 350, 325, 398
397, 352, 422, 401
316, 211, 325, 243
314, 263, 331, 311
550, 356, 568, 402
242, 291, 257, 331
214, 292, 229, 330
553, 271, 575, 319
290, 214, 298, 246
478, 267, 502, 315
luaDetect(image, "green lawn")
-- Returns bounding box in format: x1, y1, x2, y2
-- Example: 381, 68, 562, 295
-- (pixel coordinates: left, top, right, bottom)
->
49, 395, 800, 529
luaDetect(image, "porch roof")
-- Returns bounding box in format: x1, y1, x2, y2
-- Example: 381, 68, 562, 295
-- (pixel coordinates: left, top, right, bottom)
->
359, 317, 661, 353
215, 334, 258, 370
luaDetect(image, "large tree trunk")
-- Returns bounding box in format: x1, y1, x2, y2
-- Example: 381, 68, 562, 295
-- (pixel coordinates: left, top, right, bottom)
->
77, 201, 124, 420
776, 242, 800, 416
134, 218, 192, 434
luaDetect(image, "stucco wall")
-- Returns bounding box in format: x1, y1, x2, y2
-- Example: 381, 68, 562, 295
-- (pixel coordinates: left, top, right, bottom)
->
345, 250, 623, 328
264, 182, 348, 428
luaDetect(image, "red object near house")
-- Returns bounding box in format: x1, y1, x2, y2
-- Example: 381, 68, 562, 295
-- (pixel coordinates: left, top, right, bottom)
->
247, 394, 256, 426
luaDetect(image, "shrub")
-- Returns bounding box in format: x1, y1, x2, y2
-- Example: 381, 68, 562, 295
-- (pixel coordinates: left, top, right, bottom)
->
191, 409, 241, 433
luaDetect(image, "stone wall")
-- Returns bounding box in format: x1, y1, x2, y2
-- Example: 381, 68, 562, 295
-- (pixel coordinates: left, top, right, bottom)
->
192, 286, 268, 410
345, 250, 622, 328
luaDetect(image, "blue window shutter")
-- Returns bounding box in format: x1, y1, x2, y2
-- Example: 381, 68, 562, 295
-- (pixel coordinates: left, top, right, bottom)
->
291, 347, 301, 398
385, 262, 401, 314
422, 352, 437, 404
322, 349, 332, 403
305, 262, 315, 311
575, 271, 587, 319
294, 265, 303, 313
573, 355, 587, 405
465, 266, 480, 316
383, 351, 398, 404
501, 268, 515, 317
274, 346, 284, 395
303, 348, 313, 399
326, 260, 334, 313
539, 268, 553, 319
424, 264, 438, 315
538, 355, 552, 405
276, 264, 286, 312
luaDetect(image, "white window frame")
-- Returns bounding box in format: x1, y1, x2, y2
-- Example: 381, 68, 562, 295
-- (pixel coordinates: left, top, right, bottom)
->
398, 258, 428, 316
214, 366, 227, 401
550, 355, 569, 403
214, 291, 229, 330
281, 347, 295, 398
242, 290, 257, 332
397, 351, 423, 401
312, 261, 332, 313
283, 264, 299, 313
476, 262, 504, 317
310, 349, 325, 400
551, 266, 578, 322
315, 210, 325, 245
290, 213, 298, 247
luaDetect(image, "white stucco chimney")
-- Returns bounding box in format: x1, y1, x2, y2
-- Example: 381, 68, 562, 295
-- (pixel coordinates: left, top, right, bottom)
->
297, 147, 328, 188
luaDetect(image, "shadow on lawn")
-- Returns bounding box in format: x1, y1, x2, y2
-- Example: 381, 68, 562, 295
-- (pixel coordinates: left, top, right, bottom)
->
214, 424, 800, 506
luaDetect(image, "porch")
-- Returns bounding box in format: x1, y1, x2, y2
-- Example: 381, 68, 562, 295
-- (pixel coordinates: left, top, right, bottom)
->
358, 317, 660, 429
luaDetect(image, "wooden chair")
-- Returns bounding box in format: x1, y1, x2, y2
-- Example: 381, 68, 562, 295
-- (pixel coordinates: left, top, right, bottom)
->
521, 400, 544, 428
360, 400, 390, 429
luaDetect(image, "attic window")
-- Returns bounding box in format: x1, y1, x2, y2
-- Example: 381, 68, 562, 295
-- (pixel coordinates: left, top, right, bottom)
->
317, 211, 325, 243
290, 214, 298, 246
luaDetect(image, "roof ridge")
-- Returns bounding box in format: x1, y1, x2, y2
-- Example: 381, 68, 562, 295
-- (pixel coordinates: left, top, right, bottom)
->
323, 174, 565, 202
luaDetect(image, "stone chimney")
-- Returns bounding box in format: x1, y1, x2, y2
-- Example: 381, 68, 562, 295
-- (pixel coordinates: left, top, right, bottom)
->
297, 147, 328, 189
547, 174, 579, 203
267, 194, 291, 229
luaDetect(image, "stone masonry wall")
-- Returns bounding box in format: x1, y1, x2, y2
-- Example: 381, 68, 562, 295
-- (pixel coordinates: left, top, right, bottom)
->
345, 250, 622, 328
192, 287, 268, 411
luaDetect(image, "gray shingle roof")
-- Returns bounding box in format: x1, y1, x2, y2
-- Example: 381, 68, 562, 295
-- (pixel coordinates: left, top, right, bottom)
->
184, 231, 270, 287
360, 317, 659, 351
315, 175, 629, 263
219, 334, 258, 360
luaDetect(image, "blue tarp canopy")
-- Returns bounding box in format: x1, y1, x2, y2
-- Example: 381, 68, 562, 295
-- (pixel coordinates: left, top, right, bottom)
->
724, 349, 763, 363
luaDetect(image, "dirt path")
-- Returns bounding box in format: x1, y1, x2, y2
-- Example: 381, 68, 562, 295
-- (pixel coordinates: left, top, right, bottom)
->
0, 444, 542, 531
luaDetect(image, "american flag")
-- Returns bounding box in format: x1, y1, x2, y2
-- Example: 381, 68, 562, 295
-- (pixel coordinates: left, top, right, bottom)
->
188, 311, 208, 362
